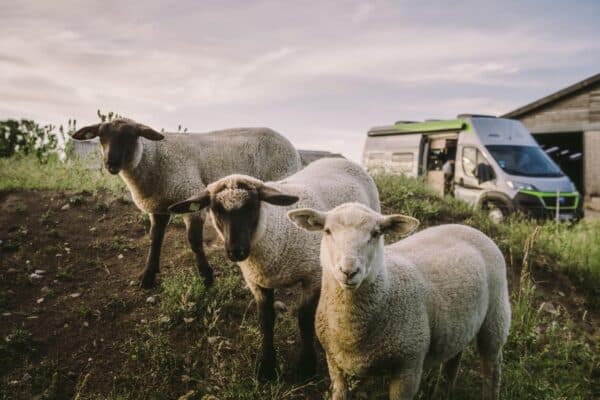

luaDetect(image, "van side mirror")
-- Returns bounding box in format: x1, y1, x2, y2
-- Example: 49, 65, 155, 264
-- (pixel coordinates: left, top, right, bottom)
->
476, 163, 495, 184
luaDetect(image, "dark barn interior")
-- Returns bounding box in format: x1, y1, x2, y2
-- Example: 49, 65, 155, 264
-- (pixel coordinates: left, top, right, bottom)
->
533, 132, 584, 192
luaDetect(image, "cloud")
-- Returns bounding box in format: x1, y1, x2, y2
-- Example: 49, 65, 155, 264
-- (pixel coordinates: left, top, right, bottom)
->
0, 1, 598, 161
352, 2, 373, 23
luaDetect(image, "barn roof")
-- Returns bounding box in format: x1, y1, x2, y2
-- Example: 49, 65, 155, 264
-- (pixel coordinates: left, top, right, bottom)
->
503, 73, 600, 118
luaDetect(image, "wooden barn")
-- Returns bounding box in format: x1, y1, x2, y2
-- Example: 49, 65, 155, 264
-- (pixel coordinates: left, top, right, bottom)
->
504, 73, 600, 209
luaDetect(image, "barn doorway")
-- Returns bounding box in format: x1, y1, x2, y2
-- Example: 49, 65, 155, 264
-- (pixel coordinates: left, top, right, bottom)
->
532, 132, 584, 193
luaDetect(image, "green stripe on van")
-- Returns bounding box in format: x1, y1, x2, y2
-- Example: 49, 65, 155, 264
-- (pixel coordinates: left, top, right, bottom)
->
518, 189, 580, 209
368, 118, 470, 136
393, 119, 466, 133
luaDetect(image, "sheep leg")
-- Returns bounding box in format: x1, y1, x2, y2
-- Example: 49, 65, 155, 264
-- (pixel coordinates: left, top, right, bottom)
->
251, 284, 277, 381
296, 286, 319, 379
432, 352, 463, 399
477, 316, 506, 400
389, 364, 423, 400
139, 213, 170, 288
183, 213, 214, 287
480, 351, 502, 400
326, 354, 349, 400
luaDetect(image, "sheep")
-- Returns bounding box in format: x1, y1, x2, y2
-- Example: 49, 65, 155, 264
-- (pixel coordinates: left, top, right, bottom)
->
288, 203, 511, 400
168, 158, 380, 380
71, 118, 301, 288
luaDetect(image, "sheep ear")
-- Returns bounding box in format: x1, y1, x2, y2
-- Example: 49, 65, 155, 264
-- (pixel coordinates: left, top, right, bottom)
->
72, 124, 101, 140
379, 214, 419, 236
168, 191, 211, 214
138, 126, 164, 141
287, 208, 327, 231
258, 185, 299, 206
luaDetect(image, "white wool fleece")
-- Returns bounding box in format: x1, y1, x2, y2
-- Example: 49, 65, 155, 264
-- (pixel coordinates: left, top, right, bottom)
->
118, 127, 302, 214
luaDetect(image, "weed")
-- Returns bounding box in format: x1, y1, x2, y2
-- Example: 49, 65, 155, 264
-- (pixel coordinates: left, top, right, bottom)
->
56, 266, 72, 280
96, 203, 110, 213
39, 209, 56, 227
0, 327, 35, 375
14, 203, 27, 214
110, 235, 134, 252
68, 195, 84, 206
77, 304, 93, 320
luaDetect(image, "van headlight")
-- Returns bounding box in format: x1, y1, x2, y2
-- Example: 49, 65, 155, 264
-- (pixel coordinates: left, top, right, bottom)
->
507, 181, 537, 191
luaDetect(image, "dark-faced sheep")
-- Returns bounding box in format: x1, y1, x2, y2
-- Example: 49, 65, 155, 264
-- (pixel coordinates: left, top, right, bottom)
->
72, 118, 301, 288
169, 158, 380, 381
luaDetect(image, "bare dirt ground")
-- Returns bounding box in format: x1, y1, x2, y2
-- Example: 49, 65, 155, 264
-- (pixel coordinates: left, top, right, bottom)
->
0, 189, 225, 398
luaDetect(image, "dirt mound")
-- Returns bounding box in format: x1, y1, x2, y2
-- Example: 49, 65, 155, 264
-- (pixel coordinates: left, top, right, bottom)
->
0, 189, 222, 398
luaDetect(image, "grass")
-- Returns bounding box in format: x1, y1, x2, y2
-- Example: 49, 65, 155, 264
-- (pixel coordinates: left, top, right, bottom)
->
1, 159, 598, 399
100, 256, 322, 400
0, 154, 125, 193
374, 173, 600, 307
79, 248, 597, 400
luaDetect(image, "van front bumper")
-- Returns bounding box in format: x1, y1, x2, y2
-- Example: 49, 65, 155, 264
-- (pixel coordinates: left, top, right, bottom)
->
512, 190, 582, 220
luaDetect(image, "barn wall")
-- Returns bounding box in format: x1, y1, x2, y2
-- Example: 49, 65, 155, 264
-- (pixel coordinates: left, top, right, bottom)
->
584, 130, 600, 198
517, 82, 600, 133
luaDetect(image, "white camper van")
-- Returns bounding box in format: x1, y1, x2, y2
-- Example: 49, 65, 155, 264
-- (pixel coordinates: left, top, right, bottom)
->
363, 115, 583, 222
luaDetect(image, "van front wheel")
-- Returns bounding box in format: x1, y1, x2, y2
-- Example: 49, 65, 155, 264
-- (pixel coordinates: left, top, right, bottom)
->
482, 201, 509, 224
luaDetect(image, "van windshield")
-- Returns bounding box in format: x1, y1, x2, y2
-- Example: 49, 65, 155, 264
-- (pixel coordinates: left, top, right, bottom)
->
486, 145, 563, 177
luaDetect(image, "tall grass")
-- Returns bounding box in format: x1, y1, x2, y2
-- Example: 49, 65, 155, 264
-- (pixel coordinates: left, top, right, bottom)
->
374, 173, 600, 306
0, 154, 125, 193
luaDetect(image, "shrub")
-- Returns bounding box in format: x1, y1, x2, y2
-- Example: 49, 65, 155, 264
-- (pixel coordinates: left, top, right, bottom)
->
0, 119, 64, 163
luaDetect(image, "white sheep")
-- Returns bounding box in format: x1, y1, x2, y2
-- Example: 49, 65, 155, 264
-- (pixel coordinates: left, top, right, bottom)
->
288, 203, 511, 400
168, 158, 380, 380
72, 118, 301, 288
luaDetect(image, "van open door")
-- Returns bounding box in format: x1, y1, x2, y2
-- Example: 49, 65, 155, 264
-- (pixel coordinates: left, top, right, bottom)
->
423, 134, 458, 195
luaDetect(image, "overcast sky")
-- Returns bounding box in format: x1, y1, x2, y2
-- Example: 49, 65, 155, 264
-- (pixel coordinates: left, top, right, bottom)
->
1, 1, 599, 161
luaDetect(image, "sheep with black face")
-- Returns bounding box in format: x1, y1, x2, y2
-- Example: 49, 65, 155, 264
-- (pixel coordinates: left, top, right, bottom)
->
169, 158, 380, 381
72, 118, 301, 288
289, 203, 511, 400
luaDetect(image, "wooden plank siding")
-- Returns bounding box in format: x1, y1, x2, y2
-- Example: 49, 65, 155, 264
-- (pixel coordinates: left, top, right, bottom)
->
584, 131, 600, 197
506, 77, 600, 202
519, 88, 593, 130
589, 89, 600, 123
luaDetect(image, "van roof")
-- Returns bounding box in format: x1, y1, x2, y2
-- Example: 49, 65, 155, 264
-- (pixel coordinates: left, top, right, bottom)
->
368, 118, 468, 137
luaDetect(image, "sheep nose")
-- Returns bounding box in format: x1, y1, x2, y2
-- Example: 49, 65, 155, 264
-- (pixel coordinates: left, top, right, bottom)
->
339, 267, 359, 279
228, 247, 249, 261
105, 161, 120, 174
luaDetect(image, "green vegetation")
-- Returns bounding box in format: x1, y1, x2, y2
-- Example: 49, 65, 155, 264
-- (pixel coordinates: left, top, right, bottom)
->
0, 154, 125, 193
1, 163, 598, 398
0, 119, 67, 163
90, 239, 597, 400
0, 328, 35, 375
375, 173, 600, 306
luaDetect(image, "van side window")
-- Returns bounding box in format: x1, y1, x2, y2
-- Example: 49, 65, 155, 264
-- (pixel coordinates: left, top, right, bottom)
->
390, 153, 413, 174
462, 147, 478, 177
367, 152, 385, 174
462, 147, 494, 180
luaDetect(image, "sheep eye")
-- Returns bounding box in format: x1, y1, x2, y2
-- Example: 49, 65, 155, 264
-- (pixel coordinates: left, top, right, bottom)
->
324, 228, 331, 235
370, 230, 381, 239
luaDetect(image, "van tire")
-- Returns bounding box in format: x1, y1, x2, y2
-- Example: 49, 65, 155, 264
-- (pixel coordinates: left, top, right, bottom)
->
482, 200, 510, 224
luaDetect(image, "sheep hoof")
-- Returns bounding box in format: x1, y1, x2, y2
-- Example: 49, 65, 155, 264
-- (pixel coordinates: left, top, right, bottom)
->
257, 361, 277, 382
139, 273, 156, 289
202, 271, 214, 287
297, 352, 317, 380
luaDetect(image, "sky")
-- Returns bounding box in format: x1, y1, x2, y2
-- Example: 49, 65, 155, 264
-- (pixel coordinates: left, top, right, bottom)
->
1, 1, 599, 162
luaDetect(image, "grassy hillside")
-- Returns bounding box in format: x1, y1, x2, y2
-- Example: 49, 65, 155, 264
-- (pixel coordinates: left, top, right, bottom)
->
0, 156, 598, 399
